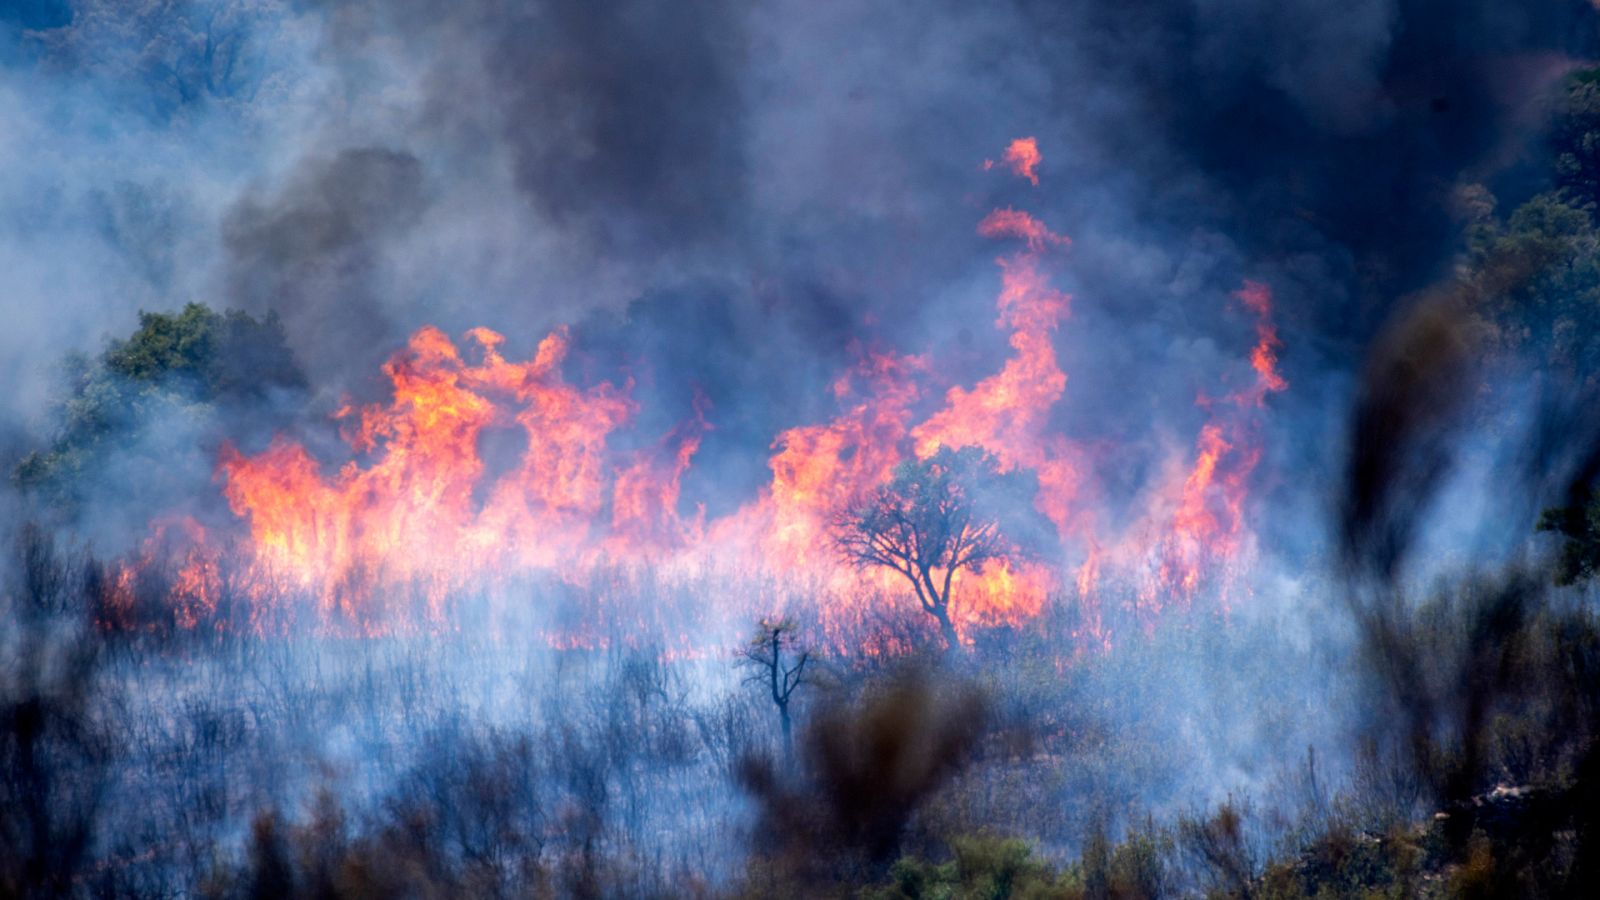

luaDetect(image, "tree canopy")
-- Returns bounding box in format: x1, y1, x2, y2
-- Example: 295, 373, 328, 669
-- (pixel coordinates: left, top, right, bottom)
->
834, 446, 1048, 650
1445, 69, 1600, 587
13, 303, 303, 514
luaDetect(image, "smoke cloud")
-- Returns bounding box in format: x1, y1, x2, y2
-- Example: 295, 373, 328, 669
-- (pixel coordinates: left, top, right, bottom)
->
2, 0, 1591, 458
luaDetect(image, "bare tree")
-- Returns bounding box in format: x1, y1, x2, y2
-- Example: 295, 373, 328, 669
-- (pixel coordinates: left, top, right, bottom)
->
833, 446, 1044, 651
738, 620, 816, 759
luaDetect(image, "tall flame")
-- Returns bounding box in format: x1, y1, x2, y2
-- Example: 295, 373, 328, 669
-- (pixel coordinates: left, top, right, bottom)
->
116, 141, 1288, 652
734, 349, 925, 563
218, 326, 677, 624
1144, 281, 1288, 612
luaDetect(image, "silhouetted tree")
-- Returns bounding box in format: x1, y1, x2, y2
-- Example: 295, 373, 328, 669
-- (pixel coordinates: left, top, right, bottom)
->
834, 446, 1045, 651
738, 619, 816, 759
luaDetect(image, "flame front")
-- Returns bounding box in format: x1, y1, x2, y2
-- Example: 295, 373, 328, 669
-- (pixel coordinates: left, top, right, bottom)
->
216, 326, 667, 625
120, 141, 1289, 651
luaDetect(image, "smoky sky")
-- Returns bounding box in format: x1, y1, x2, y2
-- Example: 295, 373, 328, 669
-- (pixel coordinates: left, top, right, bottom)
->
1, 0, 1596, 526
223, 146, 427, 391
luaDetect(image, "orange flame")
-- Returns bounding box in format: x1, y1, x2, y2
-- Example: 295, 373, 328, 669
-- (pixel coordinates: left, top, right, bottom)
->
756, 349, 925, 559
608, 393, 710, 554
217, 326, 690, 625
984, 137, 1042, 186
915, 208, 1079, 532
1144, 281, 1288, 612
115, 140, 1289, 653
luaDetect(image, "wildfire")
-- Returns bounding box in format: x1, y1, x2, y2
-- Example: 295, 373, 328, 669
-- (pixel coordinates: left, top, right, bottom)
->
984, 137, 1042, 186
215, 325, 694, 624
114, 140, 1288, 651
607, 393, 710, 554
1143, 281, 1289, 612
913, 207, 1079, 531
726, 348, 927, 567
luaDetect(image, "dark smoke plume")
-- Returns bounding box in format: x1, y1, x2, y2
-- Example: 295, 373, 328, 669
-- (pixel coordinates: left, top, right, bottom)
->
223, 147, 428, 394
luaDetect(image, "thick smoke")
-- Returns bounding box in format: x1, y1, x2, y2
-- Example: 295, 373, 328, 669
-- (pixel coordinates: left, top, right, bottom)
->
223, 146, 427, 393
3, 0, 1593, 491
0, 0, 1588, 661
4, 3, 1600, 892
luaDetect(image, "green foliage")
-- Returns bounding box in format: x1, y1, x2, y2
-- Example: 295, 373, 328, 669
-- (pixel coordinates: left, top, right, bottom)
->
1554, 70, 1600, 203
863, 835, 1072, 900
106, 303, 223, 382
1075, 822, 1172, 900
1463, 191, 1600, 373
1457, 72, 1600, 585
861, 828, 1174, 900
1457, 73, 1600, 378
1536, 495, 1600, 586
103, 302, 302, 396
13, 303, 303, 509
1257, 826, 1425, 900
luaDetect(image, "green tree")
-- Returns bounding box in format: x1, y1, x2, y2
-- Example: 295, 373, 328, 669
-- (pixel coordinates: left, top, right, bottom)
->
1445, 71, 1600, 586
862, 835, 1075, 900
13, 303, 303, 511
1459, 70, 1600, 379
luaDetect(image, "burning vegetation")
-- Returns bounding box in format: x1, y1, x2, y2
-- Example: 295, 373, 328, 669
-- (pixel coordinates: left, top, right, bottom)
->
60, 154, 1288, 653
7, 2, 1600, 898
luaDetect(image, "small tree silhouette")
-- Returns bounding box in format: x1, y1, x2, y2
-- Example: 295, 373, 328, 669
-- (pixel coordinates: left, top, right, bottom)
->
738, 619, 816, 759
